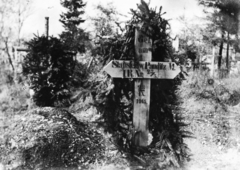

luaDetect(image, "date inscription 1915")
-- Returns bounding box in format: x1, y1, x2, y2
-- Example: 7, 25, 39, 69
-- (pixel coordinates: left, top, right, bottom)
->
136, 80, 147, 104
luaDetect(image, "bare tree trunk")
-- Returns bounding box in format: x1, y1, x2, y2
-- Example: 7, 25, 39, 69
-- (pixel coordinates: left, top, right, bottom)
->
226, 32, 230, 72
18, 6, 22, 46
17, 0, 33, 46
218, 33, 224, 69
4, 40, 15, 71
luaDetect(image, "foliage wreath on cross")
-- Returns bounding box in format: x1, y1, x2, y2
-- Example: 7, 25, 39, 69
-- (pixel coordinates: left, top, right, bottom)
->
103, 2, 180, 146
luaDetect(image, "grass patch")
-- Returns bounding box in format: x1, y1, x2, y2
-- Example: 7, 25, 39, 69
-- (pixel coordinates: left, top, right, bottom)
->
178, 71, 240, 149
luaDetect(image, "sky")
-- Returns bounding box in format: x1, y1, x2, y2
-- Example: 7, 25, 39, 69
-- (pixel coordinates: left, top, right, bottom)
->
21, 0, 205, 39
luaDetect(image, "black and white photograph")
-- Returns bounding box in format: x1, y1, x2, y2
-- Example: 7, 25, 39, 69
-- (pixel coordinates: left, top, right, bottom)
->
0, 0, 240, 169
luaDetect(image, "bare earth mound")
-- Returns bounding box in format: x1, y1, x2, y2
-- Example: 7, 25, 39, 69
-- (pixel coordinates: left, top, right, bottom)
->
0, 107, 105, 170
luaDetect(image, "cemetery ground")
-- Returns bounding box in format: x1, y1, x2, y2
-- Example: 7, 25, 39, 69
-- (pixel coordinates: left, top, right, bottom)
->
1, 70, 240, 169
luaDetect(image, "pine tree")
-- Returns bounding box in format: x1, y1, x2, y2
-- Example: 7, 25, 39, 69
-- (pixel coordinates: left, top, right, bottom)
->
59, 0, 88, 53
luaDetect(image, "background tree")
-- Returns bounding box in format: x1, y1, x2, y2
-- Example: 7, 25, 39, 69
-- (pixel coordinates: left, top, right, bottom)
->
15, 0, 33, 46
59, 0, 90, 100
177, 14, 207, 63
88, 2, 125, 65
199, 0, 240, 70
0, 0, 17, 71
90, 2, 124, 37
59, 0, 88, 53
0, 0, 33, 71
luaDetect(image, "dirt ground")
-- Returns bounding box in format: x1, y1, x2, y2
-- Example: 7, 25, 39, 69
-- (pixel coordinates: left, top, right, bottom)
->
184, 104, 240, 170
185, 138, 240, 170
1, 110, 240, 170
1, 85, 240, 170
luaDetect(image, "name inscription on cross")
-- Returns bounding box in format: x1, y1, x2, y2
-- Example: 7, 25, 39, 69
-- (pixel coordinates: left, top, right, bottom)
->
104, 27, 181, 146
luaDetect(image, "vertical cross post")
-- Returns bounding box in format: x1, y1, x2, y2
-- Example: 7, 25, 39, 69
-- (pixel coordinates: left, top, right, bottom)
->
133, 27, 152, 146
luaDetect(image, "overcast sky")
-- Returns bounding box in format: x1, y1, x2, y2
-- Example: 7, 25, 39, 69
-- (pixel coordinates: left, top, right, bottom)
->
21, 0, 204, 38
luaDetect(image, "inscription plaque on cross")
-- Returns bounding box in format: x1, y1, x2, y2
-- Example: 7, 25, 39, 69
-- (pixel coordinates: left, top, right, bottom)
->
104, 27, 181, 146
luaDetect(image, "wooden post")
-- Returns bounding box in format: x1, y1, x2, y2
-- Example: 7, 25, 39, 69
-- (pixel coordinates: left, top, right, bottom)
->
45, 17, 49, 38
133, 28, 152, 146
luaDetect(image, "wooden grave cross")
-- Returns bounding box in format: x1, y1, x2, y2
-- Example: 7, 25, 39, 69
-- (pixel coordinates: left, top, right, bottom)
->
104, 27, 181, 146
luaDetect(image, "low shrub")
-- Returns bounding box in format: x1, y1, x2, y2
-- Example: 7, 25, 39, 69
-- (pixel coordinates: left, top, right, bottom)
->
0, 69, 14, 85
0, 107, 105, 170
22, 36, 76, 107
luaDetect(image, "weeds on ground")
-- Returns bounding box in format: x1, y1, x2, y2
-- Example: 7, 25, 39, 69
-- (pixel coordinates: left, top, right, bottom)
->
0, 68, 31, 115
0, 83, 30, 115
178, 70, 240, 149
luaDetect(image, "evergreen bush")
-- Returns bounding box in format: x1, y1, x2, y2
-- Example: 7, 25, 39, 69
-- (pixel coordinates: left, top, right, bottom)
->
22, 36, 75, 107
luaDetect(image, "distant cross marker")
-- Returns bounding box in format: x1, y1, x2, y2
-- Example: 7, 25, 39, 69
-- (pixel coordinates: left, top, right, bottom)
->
103, 26, 181, 146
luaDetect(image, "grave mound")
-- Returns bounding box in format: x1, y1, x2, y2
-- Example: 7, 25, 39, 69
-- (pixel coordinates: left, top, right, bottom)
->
0, 107, 105, 170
